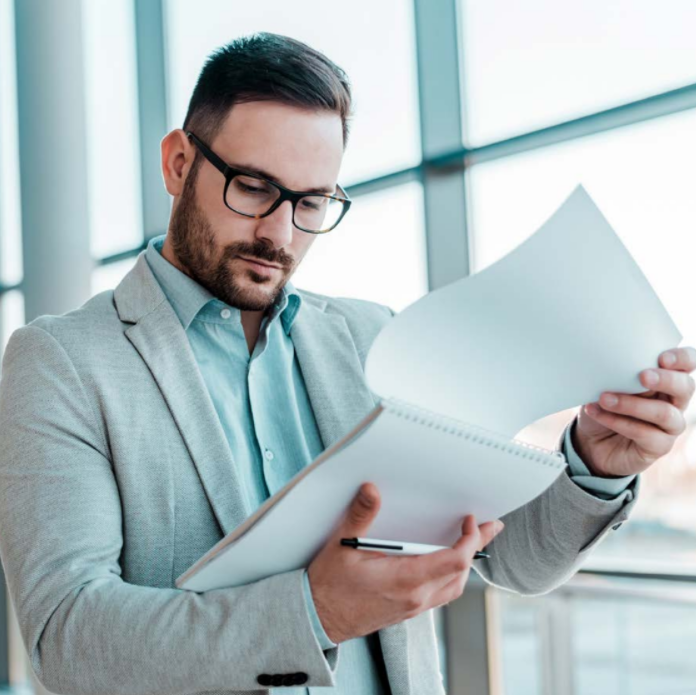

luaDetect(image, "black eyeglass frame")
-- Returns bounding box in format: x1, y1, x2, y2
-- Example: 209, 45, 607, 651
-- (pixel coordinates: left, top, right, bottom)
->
186, 131, 351, 234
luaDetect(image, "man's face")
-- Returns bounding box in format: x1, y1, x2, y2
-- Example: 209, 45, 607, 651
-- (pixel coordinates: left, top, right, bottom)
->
166, 101, 344, 311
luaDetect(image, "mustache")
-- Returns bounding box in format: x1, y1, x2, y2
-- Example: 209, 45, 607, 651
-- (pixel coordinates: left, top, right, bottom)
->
223, 240, 294, 269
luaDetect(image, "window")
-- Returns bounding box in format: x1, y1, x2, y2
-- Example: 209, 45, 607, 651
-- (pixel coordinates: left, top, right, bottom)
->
164, 0, 421, 185
0, 0, 22, 288
459, 0, 696, 145
292, 182, 428, 311
82, 0, 143, 259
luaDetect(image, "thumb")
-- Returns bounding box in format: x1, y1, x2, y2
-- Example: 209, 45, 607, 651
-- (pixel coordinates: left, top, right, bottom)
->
339, 482, 381, 538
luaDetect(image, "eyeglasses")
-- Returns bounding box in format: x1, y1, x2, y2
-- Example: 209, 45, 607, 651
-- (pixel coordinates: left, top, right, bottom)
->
186, 131, 351, 234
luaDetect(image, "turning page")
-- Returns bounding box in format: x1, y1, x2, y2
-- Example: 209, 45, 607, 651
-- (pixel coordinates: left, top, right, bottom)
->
365, 185, 682, 437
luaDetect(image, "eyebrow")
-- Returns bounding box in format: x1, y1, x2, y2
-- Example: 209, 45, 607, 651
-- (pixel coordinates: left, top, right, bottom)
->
231, 162, 337, 196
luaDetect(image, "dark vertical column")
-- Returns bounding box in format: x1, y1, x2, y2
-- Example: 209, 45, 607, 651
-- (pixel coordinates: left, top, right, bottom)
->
413, 0, 471, 291
413, 1, 495, 693
134, 0, 171, 241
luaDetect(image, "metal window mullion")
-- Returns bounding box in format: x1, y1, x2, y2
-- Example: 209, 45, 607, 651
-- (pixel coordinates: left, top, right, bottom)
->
133, 0, 170, 243
414, 0, 471, 292
465, 82, 696, 167
413, 1, 492, 694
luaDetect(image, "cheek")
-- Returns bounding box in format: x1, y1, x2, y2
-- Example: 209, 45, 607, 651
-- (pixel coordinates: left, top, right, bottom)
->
291, 235, 316, 263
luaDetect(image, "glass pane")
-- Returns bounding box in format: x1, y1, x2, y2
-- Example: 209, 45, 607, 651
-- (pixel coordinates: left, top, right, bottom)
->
496, 578, 696, 695
164, 0, 421, 185
498, 593, 542, 695
467, 109, 696, 567
0, 0, 23, 286
292, 182, 428, 312
459, 0, 696, 146
83, 0, 143, 259
1, 291, 25, 356
91, 257, 138, 297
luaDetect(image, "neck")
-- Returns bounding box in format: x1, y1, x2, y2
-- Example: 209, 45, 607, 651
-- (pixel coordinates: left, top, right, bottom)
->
241, 310, 264, 353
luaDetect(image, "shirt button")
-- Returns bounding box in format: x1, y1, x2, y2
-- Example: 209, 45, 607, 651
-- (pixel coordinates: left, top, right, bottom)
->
264, 448, 275, 461
220, 308, 231, 319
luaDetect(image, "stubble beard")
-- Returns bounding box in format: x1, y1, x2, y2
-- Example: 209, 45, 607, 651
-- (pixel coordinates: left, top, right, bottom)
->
168, 171, 296, 312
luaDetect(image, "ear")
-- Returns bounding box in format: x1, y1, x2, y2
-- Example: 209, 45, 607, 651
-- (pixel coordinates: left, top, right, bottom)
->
161, 129, 196, 197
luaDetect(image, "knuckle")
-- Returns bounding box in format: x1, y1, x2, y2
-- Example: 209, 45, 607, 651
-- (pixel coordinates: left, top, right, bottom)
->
687, 346, 696, 370
403, 589, 425, 615
675, 416, 687, 437
452, 557, 469, 574
656, 404, 674, 428
686, 376, 696, 399
666, 404, 681, 429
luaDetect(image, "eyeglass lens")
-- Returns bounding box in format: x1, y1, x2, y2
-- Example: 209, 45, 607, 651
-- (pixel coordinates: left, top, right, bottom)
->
226, 174, 345, 232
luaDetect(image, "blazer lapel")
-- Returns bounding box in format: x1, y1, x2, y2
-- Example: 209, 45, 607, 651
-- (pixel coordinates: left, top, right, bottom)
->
290, 296, 378, 448
114, 253, 248, 536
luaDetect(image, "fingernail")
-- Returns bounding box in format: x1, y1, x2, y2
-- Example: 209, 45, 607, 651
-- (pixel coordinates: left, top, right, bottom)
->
662, 351, 677, 367
602, 394, 618, 407
644, 369, 659, 387
358, 487, 374, 506
495, 521, 504, 534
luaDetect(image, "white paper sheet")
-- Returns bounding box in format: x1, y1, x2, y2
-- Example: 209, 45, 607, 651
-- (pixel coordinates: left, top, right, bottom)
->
365, 186, 682, 437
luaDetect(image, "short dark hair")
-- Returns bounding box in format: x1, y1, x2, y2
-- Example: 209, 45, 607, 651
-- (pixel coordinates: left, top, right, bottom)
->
183, 32, 353, 149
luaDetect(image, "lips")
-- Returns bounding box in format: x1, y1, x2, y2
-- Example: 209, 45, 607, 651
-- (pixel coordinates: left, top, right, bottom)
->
238, 256, 283, 270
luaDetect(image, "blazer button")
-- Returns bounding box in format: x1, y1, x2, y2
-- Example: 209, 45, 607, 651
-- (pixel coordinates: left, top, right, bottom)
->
270, 674, 284, 687
256, 674, 272, 687
294, 672, 309, 685
282, 674, 296, 686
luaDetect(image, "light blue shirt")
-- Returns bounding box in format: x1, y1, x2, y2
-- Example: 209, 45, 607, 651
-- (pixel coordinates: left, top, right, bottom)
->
145, 234, 634, 693
145, 236, 389, 694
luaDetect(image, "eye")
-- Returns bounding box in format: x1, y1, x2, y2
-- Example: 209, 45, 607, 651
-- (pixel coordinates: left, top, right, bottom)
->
301, 197, 327, 211
232, 175, 273, 195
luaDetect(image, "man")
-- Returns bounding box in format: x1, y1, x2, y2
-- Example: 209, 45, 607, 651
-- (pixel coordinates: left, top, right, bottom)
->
0, 32, 693, 695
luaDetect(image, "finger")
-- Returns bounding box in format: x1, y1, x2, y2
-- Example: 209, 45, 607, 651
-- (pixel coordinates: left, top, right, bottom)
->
430, 567, 471, 608
659, 347, 696, 373
597, 392, 686, 437
428, 520, 502, 593
401, 515, 504, 585
476, 520, 504, 551
405, 515, 481, 583
639, 369, 696, 411
584, 403, 677, 458
338, 482, 381, 538
452, 514, 482, 558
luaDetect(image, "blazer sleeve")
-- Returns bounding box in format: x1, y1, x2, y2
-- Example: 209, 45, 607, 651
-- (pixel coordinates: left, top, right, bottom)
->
472, 426, 639, 596
0, 325, 338, 695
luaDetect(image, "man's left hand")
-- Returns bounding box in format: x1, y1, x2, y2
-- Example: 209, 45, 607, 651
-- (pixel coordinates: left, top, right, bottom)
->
573, 347, 696, 478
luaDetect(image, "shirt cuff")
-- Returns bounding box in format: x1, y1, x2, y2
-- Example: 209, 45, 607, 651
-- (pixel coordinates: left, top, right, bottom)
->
563, 421, 636, 500
302, 570, 337, 651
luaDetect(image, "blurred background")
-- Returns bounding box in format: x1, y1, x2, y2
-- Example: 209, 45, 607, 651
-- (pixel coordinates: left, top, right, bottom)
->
1, 1, 696, 694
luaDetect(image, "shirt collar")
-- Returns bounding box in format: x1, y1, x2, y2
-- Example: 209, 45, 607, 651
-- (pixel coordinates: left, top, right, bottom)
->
145, 234, 302, 334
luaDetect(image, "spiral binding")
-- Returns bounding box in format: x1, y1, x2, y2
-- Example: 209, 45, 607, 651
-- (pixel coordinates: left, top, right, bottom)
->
384, 398, 567, 469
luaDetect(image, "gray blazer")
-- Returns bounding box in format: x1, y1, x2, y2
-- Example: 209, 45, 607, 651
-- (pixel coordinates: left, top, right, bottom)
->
0, 252, 636, 695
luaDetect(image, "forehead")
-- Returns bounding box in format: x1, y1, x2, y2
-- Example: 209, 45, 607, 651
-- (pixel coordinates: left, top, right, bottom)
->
211, 101, 344, 191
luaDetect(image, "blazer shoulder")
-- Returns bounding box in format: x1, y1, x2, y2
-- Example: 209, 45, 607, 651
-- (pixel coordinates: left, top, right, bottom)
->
16, 290, 125, 360
297, 288, 394, 350
298, 288, 394, 321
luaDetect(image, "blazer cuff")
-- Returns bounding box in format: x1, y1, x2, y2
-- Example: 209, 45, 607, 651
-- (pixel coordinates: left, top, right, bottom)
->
562, 420, 636, 500
302, 571, 337, 651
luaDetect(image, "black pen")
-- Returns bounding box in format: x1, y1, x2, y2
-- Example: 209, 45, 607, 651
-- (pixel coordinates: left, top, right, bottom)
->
341, 537, 490, 560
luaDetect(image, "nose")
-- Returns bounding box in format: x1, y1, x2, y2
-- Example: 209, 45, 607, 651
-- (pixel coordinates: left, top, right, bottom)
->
255, 199, 294, 249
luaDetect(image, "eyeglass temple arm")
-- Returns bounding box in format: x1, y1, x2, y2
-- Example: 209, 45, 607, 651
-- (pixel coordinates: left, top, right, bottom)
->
185, 131, 230, 177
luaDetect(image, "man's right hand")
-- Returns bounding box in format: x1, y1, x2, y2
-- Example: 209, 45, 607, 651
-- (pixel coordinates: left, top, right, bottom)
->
307, 482, 503, 644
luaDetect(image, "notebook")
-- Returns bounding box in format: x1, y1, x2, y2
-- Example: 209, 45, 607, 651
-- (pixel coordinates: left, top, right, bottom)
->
177, 186, 681, 592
